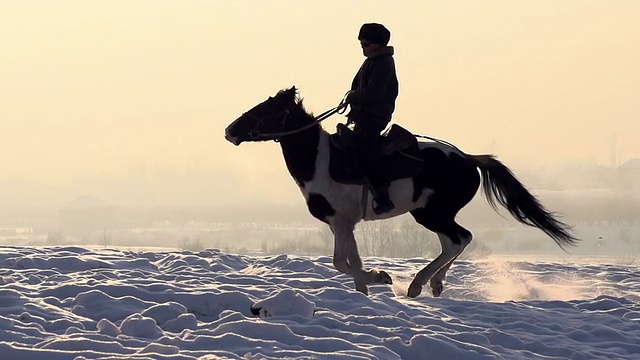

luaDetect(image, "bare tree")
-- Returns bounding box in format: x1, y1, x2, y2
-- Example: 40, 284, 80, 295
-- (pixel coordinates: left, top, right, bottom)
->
376, 221, 396, 257
316, 226, 333, 252
356, 221, 377, 256
178, 236, 205, 251
97, 230, 113, 248
47, 231, 66, 245
398, 220, 438, 258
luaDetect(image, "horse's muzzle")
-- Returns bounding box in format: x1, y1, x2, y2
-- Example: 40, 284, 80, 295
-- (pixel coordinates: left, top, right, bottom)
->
224, 128, 240, 146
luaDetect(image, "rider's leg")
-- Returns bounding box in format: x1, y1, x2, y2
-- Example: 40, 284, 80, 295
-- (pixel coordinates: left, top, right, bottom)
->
354, 121, 394, 214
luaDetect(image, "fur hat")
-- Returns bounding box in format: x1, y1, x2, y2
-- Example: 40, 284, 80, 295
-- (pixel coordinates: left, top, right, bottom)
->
358, 23, 391, 46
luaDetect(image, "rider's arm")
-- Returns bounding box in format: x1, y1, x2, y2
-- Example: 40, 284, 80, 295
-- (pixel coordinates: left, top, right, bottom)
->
347, 57, 393, 105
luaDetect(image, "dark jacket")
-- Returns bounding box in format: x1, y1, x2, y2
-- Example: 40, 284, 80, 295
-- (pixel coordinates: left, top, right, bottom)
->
348, 46, 398, 126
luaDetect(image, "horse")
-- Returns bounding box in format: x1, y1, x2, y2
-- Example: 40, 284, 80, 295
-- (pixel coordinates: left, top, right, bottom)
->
224, 86, 578, 298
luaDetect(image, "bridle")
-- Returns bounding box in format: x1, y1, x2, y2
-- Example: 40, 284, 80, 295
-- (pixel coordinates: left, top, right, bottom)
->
245, 92, 350, 142
244, 105, 293, 141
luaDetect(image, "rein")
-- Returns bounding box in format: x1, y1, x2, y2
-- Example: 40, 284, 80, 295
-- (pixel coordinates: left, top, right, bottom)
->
251, 91, 351, 141
266, 106, 340, 140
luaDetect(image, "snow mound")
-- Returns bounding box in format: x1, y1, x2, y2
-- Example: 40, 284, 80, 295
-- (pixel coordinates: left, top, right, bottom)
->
251, 289, 315, 318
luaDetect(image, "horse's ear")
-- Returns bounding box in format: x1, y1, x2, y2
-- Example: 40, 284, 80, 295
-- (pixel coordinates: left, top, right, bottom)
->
287, 86, 298, 100
284, 86, 298, 103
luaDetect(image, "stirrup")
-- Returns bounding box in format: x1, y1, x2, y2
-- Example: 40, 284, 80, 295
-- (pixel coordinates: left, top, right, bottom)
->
373, 198, 395, 215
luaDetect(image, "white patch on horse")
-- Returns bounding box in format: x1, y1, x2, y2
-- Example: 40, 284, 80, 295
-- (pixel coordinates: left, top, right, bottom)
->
302, 131, 435, 223
302, 132, 362, 223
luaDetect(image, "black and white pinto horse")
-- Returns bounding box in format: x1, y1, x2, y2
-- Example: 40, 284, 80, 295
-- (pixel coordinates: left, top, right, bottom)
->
225, 87, 578, 298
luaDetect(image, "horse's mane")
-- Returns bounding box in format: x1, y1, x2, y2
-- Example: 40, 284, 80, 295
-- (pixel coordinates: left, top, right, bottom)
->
275, 86, 310, 116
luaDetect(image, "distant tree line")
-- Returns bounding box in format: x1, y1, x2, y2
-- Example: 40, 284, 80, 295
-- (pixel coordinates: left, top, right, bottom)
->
262, 220, 492, 260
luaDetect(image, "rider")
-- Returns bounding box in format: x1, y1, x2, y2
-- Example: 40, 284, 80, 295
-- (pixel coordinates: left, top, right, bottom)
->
344, 23, 399, 215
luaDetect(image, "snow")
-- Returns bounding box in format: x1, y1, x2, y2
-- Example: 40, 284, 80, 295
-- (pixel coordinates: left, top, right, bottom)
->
1, 245, 639, 359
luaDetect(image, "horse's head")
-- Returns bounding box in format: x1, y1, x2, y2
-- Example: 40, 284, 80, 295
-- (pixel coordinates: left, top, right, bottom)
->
225, 86, 299, 145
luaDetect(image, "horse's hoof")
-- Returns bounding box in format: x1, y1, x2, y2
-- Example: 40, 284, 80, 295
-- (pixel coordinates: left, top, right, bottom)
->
431, 284, 443, 297
376, 270, 393, 285
355, 284, 369, 296
407, 284, 422, 298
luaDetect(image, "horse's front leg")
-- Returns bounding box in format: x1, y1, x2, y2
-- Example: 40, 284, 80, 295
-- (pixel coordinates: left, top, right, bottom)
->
332, 224, 392, 295
332, 224, 368, 294
347, 243, 393, 287
331, 227, 351, 277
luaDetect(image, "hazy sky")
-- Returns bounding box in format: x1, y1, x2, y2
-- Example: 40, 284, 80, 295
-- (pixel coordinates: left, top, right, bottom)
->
1, 1, 639, 205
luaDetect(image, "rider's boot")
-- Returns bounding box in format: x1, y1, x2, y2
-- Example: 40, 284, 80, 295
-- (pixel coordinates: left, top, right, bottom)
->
372, 186, 395, 215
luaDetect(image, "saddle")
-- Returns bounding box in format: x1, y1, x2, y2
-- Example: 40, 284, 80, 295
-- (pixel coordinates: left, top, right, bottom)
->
328, 123, 424, 185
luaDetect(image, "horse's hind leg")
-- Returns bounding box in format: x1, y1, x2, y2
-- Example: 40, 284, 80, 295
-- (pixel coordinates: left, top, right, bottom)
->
407, 230, 465, 298
429, 256, 459, 297
408, 209, 472, 297
428, 224, 473, 296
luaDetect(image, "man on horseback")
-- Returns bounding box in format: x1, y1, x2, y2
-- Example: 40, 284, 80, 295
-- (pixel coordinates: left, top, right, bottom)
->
344, 23, 399, 215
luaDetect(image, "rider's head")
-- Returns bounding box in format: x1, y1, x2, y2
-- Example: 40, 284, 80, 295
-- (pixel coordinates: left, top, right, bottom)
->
358, 23, 390, 56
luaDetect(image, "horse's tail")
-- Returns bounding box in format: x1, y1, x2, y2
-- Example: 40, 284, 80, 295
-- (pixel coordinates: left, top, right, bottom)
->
468, 154, 579, 250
